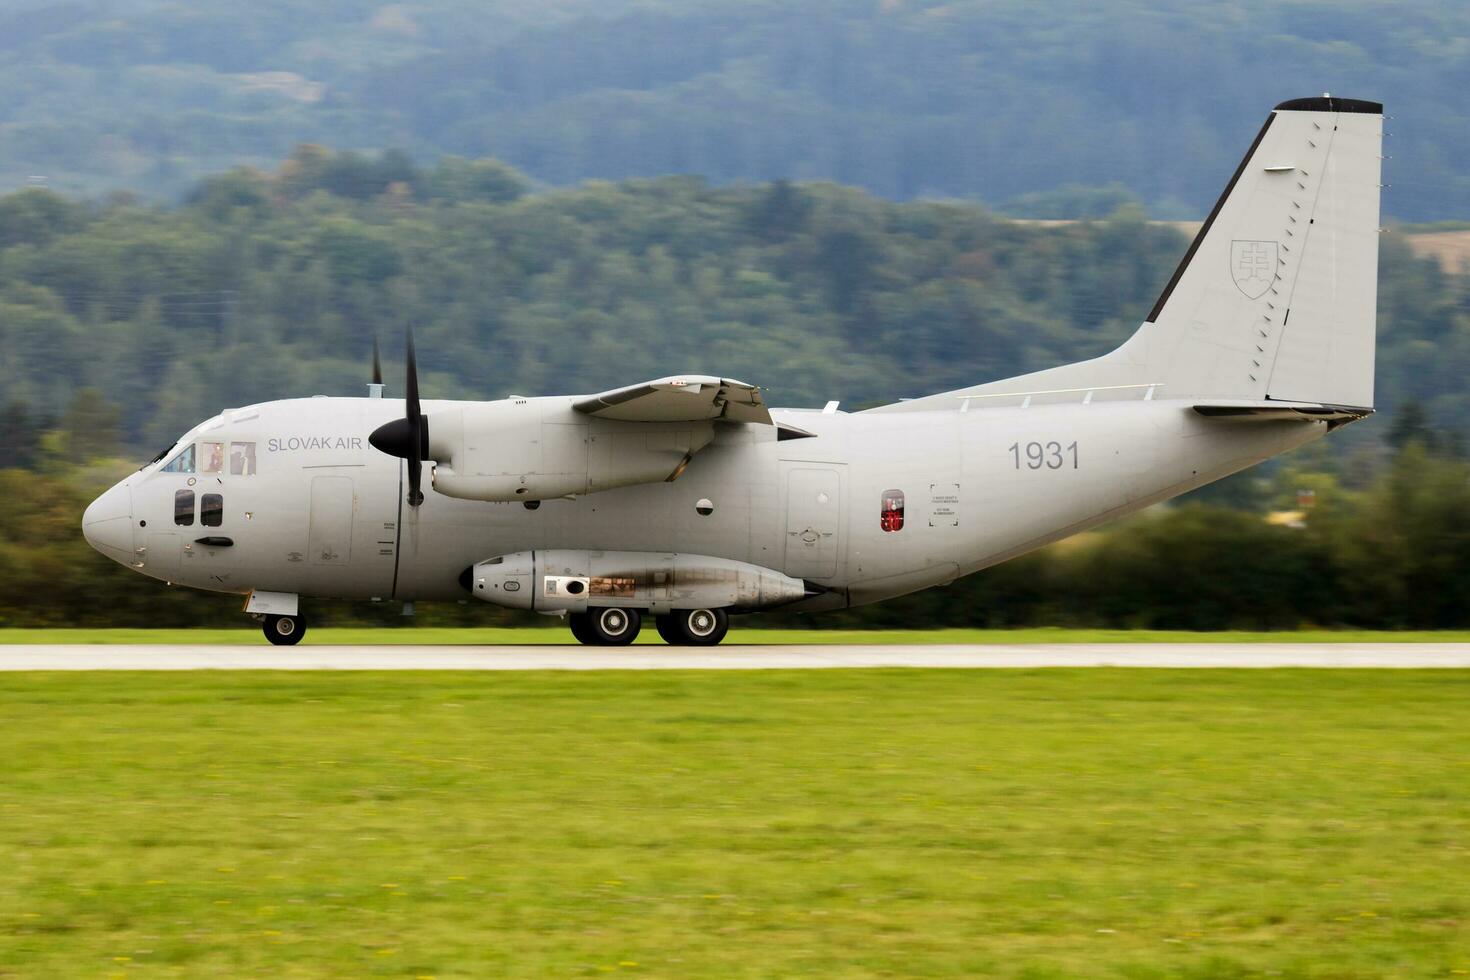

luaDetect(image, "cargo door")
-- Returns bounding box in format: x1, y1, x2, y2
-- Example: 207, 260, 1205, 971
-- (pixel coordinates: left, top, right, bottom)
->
308, 476, 354, 565
784, 467, 841, 579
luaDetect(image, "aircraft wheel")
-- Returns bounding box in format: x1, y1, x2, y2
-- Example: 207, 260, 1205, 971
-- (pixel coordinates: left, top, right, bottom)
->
655, 615, 685, 645
664, 608, 728, 646
588, 607, 640, 646
263, 615, 305, 646
568, 612, 597, 645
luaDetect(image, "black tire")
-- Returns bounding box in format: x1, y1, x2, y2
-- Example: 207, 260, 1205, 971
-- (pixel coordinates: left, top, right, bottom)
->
666, 608, 729, 646
263, 615, 305, 646
588, 607, 640, 645
568, 612, 597, 645
655, 615, 685, 645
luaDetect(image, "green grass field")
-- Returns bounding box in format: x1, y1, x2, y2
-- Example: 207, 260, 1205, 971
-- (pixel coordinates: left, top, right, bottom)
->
5, 627, 1470, 645
2, 670, 1467, 977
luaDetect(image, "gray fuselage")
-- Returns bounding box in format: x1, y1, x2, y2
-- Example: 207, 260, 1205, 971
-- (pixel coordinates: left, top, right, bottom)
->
85, 394, 1323, 613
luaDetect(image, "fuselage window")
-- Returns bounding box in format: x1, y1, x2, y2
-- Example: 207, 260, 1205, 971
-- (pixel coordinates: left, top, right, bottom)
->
881, 489, 905, 532
201, 493, 223, 527
161, 444, 196, 473
230, 441, 257, 476
200, 442, 225, 474
175, 489, 195, 526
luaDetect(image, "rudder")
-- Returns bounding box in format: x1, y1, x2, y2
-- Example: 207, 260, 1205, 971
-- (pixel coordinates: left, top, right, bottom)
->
1138, 96, 1383, 407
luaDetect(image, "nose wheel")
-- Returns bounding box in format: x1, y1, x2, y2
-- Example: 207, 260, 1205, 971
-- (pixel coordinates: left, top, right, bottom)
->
568, 607, 641, 645
655, 608, 729, 646
263, 614, 306, 646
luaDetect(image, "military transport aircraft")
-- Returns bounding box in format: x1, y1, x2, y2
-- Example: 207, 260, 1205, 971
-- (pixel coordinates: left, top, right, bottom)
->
82, 97, 1383, 646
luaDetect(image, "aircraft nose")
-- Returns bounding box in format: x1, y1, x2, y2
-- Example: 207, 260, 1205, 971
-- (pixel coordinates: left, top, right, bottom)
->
82, 482, 133, 563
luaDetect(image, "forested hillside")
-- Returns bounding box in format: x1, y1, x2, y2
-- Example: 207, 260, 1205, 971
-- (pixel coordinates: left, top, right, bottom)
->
2, 152, 1468, 629
1, 0, 1466, 220
2, 152, 1465, 454
3, 152, 1467, 451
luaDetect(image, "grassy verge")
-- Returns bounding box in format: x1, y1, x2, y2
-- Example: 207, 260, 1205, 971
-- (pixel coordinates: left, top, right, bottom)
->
4, 626, 1470, 645
1, 670, 1466, 977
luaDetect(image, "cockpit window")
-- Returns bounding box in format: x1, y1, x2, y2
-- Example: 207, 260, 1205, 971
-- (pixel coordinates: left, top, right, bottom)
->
161, 444, 196, 473
230, 442, 257, 476
200, 442, 225, 474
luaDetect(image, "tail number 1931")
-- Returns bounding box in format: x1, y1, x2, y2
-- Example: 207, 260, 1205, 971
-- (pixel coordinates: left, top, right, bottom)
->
1009, 441, 1078, 470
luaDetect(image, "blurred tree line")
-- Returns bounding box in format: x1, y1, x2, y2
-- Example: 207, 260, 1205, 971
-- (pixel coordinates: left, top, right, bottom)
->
0, 149, 1467, 629
0, 0, 1467, 221
3, 151, 1466, 449
783, 438, 1470, 631
6, 415, 1467, 629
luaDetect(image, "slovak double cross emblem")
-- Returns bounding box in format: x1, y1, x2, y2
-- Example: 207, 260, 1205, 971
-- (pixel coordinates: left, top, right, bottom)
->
1230, 240, 1278, 299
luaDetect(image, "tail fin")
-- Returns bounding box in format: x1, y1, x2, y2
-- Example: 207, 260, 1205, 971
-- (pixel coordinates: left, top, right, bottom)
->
875, 98, 1383, 413
1137, 96, 1383, 408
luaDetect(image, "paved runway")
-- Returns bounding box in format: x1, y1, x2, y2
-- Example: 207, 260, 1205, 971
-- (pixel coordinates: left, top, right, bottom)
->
2, 643, 1469, 670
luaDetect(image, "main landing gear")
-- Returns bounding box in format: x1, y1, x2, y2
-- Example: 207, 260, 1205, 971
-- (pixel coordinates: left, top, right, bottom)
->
569, 607, 641, 645
656, 608, 729, 646
568, 607, 729, 646
262, 614, 306, 646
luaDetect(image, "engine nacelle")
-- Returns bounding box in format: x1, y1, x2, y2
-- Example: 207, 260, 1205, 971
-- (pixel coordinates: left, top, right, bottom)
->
465, 549, 809, 613
427, 399, 712, 502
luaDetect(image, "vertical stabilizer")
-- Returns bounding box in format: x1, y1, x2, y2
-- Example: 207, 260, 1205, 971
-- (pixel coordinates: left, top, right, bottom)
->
874, 97, 1383, 413
1139, 96, 1382, 407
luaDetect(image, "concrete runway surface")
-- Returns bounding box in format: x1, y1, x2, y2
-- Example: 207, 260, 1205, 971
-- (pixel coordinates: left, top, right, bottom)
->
2, 643, 1469, 670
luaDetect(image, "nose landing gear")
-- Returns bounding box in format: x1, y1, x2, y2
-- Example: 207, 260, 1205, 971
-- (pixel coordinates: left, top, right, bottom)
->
262, 614, 306, 646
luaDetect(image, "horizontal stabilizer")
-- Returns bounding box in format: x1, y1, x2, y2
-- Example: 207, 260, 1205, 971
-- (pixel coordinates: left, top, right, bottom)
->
573, 375, 772, 424
1193, 400, 1373, 424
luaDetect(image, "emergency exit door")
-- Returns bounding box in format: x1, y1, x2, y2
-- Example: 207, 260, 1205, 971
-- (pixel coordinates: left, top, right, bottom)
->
309, 476, 354, 565
784, 467, 841, 579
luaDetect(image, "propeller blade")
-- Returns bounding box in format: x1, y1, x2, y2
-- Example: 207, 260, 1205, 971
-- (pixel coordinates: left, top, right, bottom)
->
371, 336, 382, 386
405, 328, 424, 507
366, 328, 429, 508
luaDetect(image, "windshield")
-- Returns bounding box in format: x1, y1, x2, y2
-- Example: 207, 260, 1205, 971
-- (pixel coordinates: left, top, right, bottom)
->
142, 415, 223, 472
160, 443, 196, 473
141, 444, 172, 470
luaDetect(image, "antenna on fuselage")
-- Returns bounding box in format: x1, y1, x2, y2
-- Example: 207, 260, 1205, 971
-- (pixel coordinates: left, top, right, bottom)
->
368, 335, 385, 398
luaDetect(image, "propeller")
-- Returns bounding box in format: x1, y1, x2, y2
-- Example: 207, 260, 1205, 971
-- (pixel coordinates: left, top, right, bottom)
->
368, 329, 428, 507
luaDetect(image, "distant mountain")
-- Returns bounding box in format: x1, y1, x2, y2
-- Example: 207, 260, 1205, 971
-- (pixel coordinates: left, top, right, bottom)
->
0, 0, 1465, 220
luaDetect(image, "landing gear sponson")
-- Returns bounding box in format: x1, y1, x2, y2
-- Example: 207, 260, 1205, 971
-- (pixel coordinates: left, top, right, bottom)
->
468, 549, 811, 647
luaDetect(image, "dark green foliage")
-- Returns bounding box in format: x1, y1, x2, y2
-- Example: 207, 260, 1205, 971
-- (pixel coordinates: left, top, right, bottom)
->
0, 160, 1203, 447
1, 155, 1468, 628
0, 401, 47, 469
12, 436, 1470, 629
0, 188, 84, 248
58, 388, 119, 459
4, 157, 1464, 449
773, 446, 1470, 631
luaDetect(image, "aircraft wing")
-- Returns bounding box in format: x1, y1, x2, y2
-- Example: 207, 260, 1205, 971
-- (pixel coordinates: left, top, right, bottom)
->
572, 375, 772, 425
